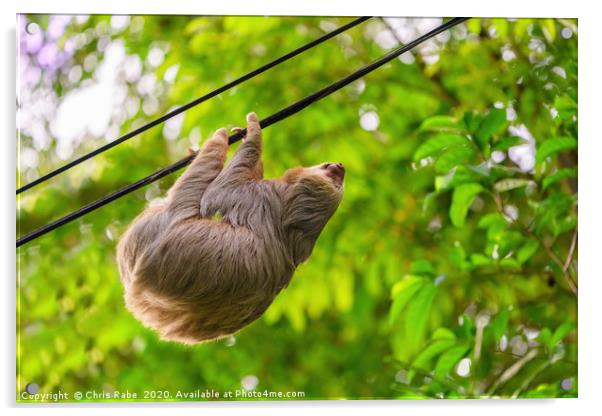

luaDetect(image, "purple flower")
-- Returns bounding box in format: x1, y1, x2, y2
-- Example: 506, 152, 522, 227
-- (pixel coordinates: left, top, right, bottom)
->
47, 15, 71, 40
24, 29, 43, 54
37, 43, 59, 69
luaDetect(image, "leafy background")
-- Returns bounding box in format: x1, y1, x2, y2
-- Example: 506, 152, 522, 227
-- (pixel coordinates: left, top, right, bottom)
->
17, 15, 577, 401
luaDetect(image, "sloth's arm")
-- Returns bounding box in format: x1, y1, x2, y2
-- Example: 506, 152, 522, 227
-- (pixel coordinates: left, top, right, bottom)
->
219, 112, 263, 182
166, 128, 229, 220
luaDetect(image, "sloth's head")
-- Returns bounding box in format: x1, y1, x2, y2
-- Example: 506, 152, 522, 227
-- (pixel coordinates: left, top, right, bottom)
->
280, 162, 345, 265
305, 162, 346, 189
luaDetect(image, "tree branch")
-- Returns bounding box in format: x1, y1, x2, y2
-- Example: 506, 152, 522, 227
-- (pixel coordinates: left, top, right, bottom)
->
486, 348, 539, 396
563, 229, 577, 273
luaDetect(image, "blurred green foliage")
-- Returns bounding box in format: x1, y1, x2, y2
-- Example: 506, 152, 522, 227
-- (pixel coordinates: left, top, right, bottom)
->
17, 15, 577, 401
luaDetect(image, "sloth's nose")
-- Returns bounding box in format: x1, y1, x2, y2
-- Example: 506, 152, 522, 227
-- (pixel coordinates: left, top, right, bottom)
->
325, 162, 345, 179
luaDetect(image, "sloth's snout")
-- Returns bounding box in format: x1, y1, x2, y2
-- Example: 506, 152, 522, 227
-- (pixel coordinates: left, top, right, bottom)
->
323, 162, 345, 182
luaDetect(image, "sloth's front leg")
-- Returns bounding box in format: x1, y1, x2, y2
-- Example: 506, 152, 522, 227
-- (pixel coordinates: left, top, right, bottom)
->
166, 128, 229, 221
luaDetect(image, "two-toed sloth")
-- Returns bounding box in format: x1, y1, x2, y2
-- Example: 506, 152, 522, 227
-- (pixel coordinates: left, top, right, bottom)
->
116, 113, 345, 344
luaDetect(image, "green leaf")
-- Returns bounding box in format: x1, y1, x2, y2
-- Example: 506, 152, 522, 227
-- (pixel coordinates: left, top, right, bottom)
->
410, 260, 435, 276
422, 192, 438, 214
538, 328, 553, 350
466, 164, 491, 178
491, 309, 510, 340
390, 280, 437, 361
514, 19, 532, 39
534, 192, 576, 235
414, 134, 470, 161
553, 216, 577, 237
554, 95, 577, 120
463, 111, 482, 134
434, 343, 470, 378
542, 168, 577, 190
408, 328, 456, 382
419, 115, 464, 133
499, 258, 520, 268
493, 178, 534, 192
435, 171, 455, 192
478, 212, 506, 229
459, 314, 476, 339
551, 322, 576, 347
490, 165, 523, 181
449, 183, 483, 227
492, 18, 509, 38
476, 108, 507, 150
389, 276, 425, 326
517, 240, 539, 264
435, 145, 476, 173
432, 327, 457, 340
541, 19, 556, 42
185, 17, 210, 35
536, 137, 577, 164
403, 283, 437, 354
435, 165, 489, 192
493, 136, 527, 151
449, 242, 471, 270
413, 338, 457, 370
467, 19, 482, 34
470, 253, 493, 267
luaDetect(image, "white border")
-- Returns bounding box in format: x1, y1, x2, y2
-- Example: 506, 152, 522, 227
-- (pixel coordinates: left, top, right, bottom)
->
3, 1, 601, 415
8, 0, 582, 18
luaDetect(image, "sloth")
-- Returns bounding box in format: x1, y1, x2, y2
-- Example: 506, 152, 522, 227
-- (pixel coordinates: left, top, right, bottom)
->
116, 113, 345, 344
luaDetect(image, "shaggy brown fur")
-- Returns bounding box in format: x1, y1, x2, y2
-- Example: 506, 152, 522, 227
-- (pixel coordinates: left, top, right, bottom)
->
116, 113, 344, 344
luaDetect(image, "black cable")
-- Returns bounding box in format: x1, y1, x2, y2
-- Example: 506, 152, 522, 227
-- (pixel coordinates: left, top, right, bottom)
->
17, 17, 469, 248
16, 17, 372, 195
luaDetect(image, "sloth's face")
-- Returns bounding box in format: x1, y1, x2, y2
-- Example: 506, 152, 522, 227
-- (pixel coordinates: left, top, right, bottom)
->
280, 163, 344, 264
306, 162, 346, 189
283, 162, 345, 192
